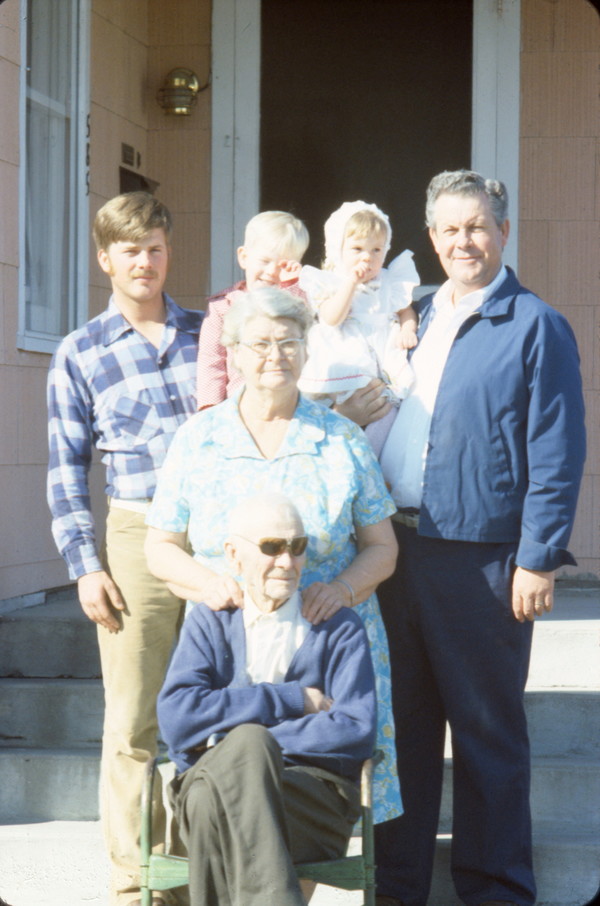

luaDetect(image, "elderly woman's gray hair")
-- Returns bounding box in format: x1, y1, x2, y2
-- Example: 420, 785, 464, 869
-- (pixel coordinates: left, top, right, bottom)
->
425, 170, 509, 229
221, 287, 314, 347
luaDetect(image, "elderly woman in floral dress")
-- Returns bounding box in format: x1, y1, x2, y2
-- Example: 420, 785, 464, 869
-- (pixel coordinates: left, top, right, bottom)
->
145, 287, 402, 823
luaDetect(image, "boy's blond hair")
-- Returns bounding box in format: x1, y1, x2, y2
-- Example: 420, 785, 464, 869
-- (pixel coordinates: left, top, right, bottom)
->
243, 211, 309, 261
92, 192, 173, 251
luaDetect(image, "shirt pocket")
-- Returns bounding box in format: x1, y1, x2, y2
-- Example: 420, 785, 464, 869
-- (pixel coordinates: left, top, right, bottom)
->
109, 394, 163, 448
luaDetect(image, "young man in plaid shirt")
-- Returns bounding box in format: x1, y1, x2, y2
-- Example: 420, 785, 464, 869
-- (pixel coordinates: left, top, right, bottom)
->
47, 192, 202, 906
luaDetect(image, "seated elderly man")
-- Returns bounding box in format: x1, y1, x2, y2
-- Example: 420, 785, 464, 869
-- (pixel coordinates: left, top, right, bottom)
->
157, 493, 377, 906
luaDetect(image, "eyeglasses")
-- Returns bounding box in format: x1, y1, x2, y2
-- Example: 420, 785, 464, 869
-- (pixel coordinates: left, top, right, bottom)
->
237, 338, 305, 358
234, 535, 308, 557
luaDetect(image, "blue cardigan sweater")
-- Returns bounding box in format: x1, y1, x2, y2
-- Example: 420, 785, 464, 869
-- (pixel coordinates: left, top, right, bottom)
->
158, 602, 377, 781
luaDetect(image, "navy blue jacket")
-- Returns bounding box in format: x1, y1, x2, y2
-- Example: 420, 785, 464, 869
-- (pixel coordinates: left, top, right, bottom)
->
158, 602, 377, 781
413, 268, 585, 571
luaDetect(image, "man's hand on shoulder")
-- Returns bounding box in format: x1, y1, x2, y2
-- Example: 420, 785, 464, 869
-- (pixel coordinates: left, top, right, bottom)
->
333, 379, 392, 427
511, 566, 555, 623
302, 686, 333, 715
77, 570, 125, 633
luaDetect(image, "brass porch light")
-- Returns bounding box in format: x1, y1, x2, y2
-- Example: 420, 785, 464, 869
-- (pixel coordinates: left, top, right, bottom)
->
157, 68, 206, 115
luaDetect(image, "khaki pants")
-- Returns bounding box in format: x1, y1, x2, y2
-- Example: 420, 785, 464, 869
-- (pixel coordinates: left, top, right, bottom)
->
99, 504, 185, 905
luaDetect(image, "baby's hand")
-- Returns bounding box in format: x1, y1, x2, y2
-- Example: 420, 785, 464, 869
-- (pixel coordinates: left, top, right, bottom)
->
351, 258, 371, 284
278, 259, 301, 281
399, 322, 418, 350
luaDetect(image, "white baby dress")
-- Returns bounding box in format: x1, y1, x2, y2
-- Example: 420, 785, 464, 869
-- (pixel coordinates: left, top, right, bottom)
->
297, 249, 420, 402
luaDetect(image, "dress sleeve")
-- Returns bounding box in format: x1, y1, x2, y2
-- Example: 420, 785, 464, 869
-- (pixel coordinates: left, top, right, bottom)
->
381, 249, 420, 312
299, 265, 342, 312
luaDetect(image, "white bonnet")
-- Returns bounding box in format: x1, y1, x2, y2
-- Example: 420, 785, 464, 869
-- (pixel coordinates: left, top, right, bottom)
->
324, 200, 392, 268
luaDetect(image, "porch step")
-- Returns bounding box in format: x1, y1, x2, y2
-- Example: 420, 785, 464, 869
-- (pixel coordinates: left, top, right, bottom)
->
0, 677, 103, 748
429, 831, 600, 906
438, 753, 600, 834
0, 587, 100, 679
0, 585, 597, 906
0, 748, 101, 822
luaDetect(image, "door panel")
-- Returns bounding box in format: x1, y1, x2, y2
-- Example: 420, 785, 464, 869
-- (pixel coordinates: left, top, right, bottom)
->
260, 0, 472, 284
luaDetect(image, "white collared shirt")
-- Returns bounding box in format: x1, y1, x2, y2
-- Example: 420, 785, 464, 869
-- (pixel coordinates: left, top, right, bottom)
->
242, 590, 310, 684
380, 266, 508, 508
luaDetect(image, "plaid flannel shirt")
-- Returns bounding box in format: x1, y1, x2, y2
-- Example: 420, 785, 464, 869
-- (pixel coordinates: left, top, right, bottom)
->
47, 294, 203, 580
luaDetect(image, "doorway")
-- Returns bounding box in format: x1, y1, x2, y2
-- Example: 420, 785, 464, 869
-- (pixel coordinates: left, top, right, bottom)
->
209, 0, 520, 292
259, 0, 472, 284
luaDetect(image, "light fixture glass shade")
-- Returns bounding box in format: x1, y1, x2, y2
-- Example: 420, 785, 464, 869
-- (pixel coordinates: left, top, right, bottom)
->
157, 68, 200, 115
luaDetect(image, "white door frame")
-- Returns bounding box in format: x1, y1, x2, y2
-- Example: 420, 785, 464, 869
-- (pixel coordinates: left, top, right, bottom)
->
210, 0, 520, 290
472, 0, 520, 270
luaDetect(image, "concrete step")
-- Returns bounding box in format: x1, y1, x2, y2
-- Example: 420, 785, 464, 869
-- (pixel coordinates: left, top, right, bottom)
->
0, 678, 103, 748
0, 821, 598, 906
3, 680, 596, 755
0, 821, 109, 906
430, 831, 600, 906
0, 749, 100, 822
527, 588, 600, 690
0, 587, 101, 679
524, 689, 600, 757
438, 753, 600, 834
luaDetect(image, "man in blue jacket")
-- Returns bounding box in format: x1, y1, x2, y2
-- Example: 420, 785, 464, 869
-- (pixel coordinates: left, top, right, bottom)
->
374, 170, 586, 906
158, 493, 377, 906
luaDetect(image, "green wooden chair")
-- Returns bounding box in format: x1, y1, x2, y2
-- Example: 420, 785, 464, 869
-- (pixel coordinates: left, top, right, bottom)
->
140, 751, 381, 906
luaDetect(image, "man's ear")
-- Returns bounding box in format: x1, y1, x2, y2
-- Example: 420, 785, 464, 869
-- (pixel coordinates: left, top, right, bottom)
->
224, 539, 240, 574
97, 248, 113, 276
500, 219, 510, 248
237, 246, 247, 270
428, 227, 441, 255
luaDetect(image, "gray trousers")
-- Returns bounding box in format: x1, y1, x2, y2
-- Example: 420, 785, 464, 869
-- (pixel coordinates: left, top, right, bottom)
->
169, 724, 360, 906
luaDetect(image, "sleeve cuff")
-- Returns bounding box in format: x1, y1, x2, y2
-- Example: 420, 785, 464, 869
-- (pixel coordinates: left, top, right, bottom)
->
272, 680, 305, 719
64, 543, 103, 580
515, 537, 577, 572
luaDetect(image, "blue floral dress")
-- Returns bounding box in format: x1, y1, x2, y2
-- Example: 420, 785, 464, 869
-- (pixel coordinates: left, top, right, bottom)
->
147, 392, 402, 822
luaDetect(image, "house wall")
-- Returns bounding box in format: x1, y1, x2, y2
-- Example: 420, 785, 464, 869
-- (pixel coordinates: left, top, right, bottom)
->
519, 0, 600, 580
0, 0, 68, 598
89, 0, 211, 318
0, 0, 598, 601
0, 0, 211, 601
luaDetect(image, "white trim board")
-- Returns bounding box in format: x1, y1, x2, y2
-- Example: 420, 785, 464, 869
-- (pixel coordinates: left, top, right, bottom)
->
472, 0, 520, 271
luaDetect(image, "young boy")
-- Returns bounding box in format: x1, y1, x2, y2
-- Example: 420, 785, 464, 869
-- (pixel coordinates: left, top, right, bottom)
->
47, 191, 203, 906
196, 210, 309, 409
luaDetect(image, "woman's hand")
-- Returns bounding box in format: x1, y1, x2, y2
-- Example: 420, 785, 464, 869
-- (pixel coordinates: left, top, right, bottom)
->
301, 581, 350, 625
145, 526, 243, 609
201, 574, 244, 611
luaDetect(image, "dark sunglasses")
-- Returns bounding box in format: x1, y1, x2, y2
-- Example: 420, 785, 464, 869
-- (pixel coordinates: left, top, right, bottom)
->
236, 535, 308, 557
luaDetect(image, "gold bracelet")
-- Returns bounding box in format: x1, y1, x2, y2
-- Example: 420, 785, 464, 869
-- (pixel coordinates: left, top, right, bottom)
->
332, 577, 355, 606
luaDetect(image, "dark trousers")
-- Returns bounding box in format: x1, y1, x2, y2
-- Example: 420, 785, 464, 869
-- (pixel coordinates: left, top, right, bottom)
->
374, 525, 536, 906
169, 724, 360, 906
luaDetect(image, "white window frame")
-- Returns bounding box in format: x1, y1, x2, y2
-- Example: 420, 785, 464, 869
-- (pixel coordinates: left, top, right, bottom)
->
17, 0, 91, 354
211, 0, 521, 286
